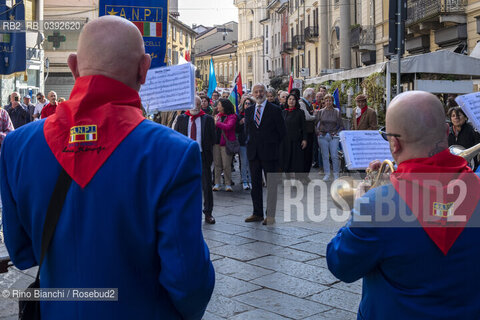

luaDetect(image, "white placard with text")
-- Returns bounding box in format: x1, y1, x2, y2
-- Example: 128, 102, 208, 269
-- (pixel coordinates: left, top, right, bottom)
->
139, 63, 195, 113
339, 130, 394, 170
456, 92, 480, 131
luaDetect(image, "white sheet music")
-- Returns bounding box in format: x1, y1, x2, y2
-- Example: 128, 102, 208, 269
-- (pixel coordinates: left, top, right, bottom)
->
456, 93, 480, 131
139, 63, 195, 113
339, 130, 394, 170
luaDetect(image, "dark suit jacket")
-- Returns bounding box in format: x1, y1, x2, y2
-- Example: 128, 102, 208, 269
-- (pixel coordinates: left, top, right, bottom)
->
245, 101, 286, 162
174, 113, 216, 162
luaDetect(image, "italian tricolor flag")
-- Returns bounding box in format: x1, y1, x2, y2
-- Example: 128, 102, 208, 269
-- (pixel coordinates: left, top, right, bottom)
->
133, 22, 162, 37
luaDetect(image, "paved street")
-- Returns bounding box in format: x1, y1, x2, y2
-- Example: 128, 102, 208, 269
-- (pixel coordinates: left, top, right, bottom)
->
0, 164, 361, 319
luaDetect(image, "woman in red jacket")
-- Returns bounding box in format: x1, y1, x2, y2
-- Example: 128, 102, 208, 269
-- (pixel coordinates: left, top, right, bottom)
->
213, 98, 238, 192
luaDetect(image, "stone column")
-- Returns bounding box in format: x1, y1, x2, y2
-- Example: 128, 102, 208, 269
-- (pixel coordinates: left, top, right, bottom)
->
320, 0, 328, 70
339, 0, 351, 69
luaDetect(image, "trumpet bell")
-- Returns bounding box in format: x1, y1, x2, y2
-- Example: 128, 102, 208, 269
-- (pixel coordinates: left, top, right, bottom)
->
330, 176, 356, 210
330, 160, 395, 211
449, 143, 480, 163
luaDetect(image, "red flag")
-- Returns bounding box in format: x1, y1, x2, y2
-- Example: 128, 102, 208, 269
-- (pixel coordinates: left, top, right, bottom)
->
236, 72, 243, 97
288, 73, 293, 93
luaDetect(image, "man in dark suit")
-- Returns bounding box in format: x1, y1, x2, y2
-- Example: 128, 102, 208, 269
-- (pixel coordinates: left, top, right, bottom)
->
244, 83, 286, 225
175, 96, 217, 224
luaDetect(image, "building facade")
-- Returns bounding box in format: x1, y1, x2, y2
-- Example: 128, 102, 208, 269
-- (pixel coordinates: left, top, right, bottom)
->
195, 21, 238, 55
167, 15, 196, 65
240, 0, 480, 88
404, 0, 478, 57
234, 0, 266, 90
1, 0, 45, 106
279, 2, 291, 77
43, 0, 194, 98
195, 44, 238, 90
43, 0, 94, 99
260, 0, 288, 84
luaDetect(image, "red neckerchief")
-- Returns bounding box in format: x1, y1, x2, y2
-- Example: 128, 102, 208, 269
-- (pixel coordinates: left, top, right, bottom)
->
286, 108, 296, 112
217, 112, 225, 117
240, 112, 245, 116
356, 106, 368, 125
390, 149, 480, 255
185, 110, 205, 122
44, 75, 145, 188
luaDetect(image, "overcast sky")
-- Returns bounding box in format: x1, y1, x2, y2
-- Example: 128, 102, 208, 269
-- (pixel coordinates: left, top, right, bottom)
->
178, 0, 238, 28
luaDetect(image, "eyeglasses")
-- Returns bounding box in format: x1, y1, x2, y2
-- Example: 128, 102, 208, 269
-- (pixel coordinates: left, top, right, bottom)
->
379, 127, 401, 141
244, 102, 251, 105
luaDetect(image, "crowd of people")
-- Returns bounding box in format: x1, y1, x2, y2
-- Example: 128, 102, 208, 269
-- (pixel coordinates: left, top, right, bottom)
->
2, 15, 480, 319
4, 77, 479, 229
153, 84, 381, 224
0, 90, 66, 133
151, 83, 480, 226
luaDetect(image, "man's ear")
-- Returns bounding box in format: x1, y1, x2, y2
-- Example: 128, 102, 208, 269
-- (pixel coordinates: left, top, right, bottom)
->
391, 136, 402, 155
137, 54, 152, 85
67, 54, 80, 79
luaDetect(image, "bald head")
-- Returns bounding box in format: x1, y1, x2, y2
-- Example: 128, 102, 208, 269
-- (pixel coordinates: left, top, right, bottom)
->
195, 96, 202, 109
68, 16, 151, 91
386, 91, 448, 162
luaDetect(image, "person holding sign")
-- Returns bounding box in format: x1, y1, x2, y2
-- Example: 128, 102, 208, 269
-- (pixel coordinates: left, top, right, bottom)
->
1, 16, 214, 319
327, 91, 480, 319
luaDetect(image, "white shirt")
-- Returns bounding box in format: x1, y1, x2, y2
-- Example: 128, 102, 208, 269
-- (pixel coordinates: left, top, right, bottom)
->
187, 116, 202, 152
33, 101, 48, 120
254, 99, 267, 125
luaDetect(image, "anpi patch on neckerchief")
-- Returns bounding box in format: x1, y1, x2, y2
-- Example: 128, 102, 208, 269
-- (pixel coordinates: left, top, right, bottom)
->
69, 125, 98, 144
390, 149, 480, 255
64, 124, 104, 154
44, 75, 145, 189
432, 202, 454, 218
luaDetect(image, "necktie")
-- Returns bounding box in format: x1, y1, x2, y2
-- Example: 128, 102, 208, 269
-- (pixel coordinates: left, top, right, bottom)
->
255, 106, 261, 128
190, 118, 197, 141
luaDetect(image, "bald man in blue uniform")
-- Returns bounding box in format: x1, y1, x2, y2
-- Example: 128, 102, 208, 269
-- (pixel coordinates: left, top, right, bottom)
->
1, 16, 214, 319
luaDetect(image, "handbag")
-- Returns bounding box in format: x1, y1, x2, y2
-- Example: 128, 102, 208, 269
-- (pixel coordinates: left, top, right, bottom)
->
18, 168, 72, 320
221, 130, 240, 156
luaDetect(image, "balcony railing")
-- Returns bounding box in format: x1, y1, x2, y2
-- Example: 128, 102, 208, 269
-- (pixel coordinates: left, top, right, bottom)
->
282, 42, 293, 53
292, 35, 305, 49
406, 0, 467, 26
304, 26, 319, 42
360, 26, 375, 45
350, 26, 361, 48
359, 26, 375, 51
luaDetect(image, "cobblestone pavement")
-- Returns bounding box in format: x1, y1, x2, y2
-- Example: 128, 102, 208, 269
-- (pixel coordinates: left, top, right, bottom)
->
0, 164, 361, 319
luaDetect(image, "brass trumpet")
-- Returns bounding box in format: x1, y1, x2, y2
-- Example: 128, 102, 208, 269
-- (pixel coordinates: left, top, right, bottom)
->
449, 143, 480, 165
331, 143, 480, 210
330, 160, 395, 210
